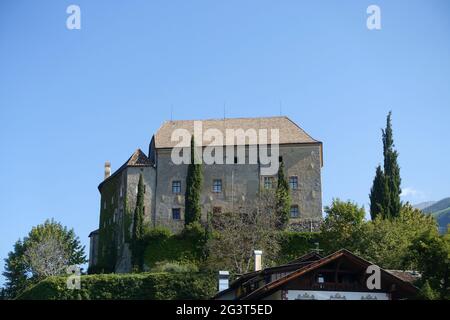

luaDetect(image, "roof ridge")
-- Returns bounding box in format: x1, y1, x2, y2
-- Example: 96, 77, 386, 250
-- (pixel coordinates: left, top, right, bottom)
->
155, 116, 322, 149
162, 115, 288, 123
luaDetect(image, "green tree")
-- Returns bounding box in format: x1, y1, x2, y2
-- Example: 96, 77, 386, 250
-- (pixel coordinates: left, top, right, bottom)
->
369, 111, 402, 219
2, 219, 86, 299
320, 199, 365, 253
418, 280, 439, 300
185, 136, 203, 226
275, 161, 291, 229
369, 165, 387, 220
2, 240, 28, 299
382, 111, 402, 218
405, 230, 449, 299
359, 205, 438, 270
131, 173, 146, 271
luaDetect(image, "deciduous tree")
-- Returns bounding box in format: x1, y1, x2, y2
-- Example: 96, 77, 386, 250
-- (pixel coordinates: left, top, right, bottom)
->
2, 219, 86, 299
206, 190, 281, 274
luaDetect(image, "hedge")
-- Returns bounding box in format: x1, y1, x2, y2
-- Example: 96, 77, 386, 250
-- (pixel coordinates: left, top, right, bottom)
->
18, 272, 217, 300
278, 231, 322, 264
143, 225, 207, 269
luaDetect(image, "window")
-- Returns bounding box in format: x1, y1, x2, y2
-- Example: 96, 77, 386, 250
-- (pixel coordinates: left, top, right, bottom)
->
263, 176, 274, 189
279, 156, 283, 163
289, 176, 298, 190
213, 207, 222, 214
172, 180, 181, 194
213, 179, 222, 193
172, 208, 181, 220
290, 205, 299, 218
317, 274, 325, 284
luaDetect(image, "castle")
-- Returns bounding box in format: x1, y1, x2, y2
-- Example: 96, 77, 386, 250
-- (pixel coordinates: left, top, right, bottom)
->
88, 116, 323, 273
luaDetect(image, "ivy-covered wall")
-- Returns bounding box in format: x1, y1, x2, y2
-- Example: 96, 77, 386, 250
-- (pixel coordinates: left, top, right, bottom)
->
143, 225, 207, 269
97, 173, 121, 273
18, 272, 216, 300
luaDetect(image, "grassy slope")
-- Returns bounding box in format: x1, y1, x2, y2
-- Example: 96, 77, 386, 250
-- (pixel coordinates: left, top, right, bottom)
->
421, 198, 450, 234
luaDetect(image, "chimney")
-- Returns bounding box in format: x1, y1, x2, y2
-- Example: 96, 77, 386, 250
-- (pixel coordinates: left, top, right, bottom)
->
218, 271, 229, 291
104, 161, 111, 180
254, 250, 263, 271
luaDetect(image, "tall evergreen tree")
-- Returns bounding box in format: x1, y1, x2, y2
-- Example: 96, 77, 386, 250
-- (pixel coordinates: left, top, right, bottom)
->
275, 161, 291, 229
382, 112, 402, 218
369, 111, 402, 219
369, 165, 386, 220
131, 173, 145, 271
185, 136, 203, 226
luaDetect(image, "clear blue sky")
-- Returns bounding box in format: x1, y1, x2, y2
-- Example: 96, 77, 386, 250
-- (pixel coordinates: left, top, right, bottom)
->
1, 0, 449, 285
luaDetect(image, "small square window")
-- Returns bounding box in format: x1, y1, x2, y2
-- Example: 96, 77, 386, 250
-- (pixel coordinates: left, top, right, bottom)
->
172, 208, 181, 220
317, 274, 325, 284
289, 176, 298, 190
213, 179, 222, 193
290, 205, 299, 218
172, 181, 181, 194
263, 176, 274, 189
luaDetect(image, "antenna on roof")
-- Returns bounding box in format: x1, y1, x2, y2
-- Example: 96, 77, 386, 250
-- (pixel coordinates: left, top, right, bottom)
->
223, 101, 226, 120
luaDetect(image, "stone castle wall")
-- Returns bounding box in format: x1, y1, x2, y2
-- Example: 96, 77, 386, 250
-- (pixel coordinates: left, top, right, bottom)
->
96, 143, 322, 273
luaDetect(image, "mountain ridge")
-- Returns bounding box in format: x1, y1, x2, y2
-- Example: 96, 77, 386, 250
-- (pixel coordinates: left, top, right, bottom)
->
414, 197, 450, 234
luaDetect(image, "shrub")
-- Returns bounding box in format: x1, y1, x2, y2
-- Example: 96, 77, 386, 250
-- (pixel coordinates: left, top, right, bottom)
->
150, 261, 199, 273
143, 226, 206, 269
17, 272, 216, 300
278, 231, 321, 264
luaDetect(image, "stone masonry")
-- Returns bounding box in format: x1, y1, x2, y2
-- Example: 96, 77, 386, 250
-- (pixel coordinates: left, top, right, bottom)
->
88, 116, 323, 273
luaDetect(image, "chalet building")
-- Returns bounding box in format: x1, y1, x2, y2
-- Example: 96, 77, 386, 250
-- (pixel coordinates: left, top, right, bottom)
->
214, 249, 419, 300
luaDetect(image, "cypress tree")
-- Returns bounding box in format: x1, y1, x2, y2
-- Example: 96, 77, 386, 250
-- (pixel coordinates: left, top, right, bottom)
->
369, 111, 402, 219
369, 165, 386, 220
185, 136, 203, 226
131, 173, 145, 271
275, 161, 291, 229
382, 112, 402, 218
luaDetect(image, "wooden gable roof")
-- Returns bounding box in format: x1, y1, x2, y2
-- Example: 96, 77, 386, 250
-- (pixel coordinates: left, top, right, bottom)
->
241, 249, 419, 300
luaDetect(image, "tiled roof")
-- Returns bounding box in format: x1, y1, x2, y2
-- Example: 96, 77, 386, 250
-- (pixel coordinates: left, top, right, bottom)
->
125, 148, 152, 166
386, 270, 421, 283
154, 116, 320, 148
98, 149, 151, 191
